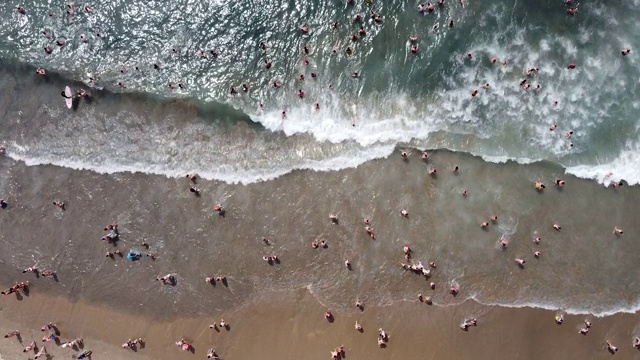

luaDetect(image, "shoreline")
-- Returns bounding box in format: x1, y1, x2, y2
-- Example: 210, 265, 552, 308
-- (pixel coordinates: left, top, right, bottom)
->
0, 58, 632, 187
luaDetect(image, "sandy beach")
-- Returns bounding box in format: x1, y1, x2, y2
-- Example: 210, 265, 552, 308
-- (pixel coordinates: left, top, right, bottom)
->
2, 285, 640, 359
1, 150, 640, 359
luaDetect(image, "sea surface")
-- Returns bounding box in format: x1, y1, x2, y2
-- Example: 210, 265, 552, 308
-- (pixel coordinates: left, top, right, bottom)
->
1, 0, 639, 185
0, 0, 640, 324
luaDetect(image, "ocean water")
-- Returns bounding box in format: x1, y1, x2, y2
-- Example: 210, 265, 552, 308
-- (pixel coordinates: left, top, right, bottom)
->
1, 0, 640, 322
0, 0, 639, 185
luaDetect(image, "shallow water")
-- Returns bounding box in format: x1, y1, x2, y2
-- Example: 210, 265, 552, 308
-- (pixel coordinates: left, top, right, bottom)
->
0, 0, 639, 184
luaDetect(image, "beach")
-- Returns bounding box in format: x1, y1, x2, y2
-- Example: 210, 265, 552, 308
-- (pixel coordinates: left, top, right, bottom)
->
2, 0, 640, 358
2, 144, 640, 359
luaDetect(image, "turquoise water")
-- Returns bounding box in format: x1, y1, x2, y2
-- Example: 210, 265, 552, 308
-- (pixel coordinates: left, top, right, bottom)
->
0, 0, 639, 184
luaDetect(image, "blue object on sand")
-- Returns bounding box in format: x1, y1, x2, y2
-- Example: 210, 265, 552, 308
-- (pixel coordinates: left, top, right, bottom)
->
127, 249, 142, 260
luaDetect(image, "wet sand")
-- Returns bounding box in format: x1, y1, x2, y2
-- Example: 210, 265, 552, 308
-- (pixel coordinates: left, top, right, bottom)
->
2, 119, 640, 358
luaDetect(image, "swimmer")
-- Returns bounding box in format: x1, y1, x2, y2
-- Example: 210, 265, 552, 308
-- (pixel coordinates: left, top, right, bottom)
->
482, 83, 489, 90
491, 215, 497, 222
515, 258, 525, 267
36, 68, 46, 76
500, 238, 508, 248
553, 224, 561, 231
314, 102, 320, 110
297, 89, 304, 98
450, 286, 458, 296
429, 167, 437, 176
401, 151, 408, 159
554, 179, 565, 187
462, 190, 468, 197
15, 5, 27, 14
549, 124, 557, 131
411, 45, 419, 54
264, 59, 272, 69
534, 182, 545, 191
300, 25, 309, 33
534, 251, 541, 258
565, 130, 573, 138
613, 227, 624, 235
421, 151, 428, 160
480, 222, 489, 228
491, 57, 497, 64
466, 52, 473, 60
567, 63, 576, 69
471, 89, 478, 97
400, 209, 409, 217
534, 236, 541, 244
311, 240, 319, 249
409, 36, 418, 42
622, 49, 631, 56
448, 19, 454, 27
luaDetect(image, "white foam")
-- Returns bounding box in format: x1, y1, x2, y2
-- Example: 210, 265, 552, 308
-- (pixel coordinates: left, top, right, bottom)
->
5, 143, 395, 185
471, 295, 640, 318
565, 140, 640, 186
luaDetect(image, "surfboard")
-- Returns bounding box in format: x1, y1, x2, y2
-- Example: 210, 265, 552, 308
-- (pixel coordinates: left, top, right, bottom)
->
64, 86, 73, 109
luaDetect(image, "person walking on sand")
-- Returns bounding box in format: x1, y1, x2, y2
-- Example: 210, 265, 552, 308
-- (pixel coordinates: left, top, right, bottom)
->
3, 330, 19, 338
40, 322, 55, 332
23, 341, 35, 352
207, 348, 219, 359
34, 345, 47, 359
355, 321, 362, 331
607, 340, 618, 353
